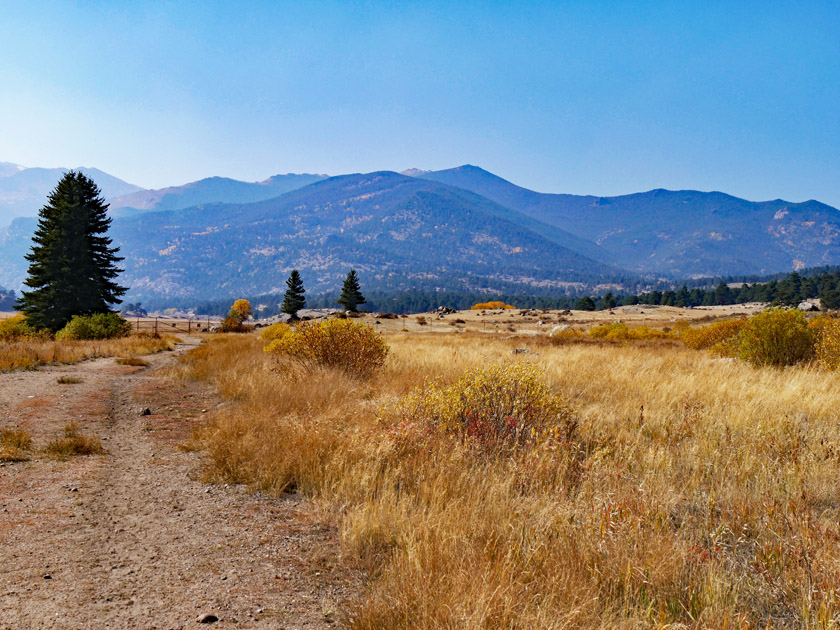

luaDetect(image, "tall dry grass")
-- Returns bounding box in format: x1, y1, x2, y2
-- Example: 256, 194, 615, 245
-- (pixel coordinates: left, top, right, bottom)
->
0, 333, 180, 372
180, 331, 840, 629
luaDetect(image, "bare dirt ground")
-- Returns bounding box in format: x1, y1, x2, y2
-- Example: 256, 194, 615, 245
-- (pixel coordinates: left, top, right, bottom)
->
0, 337, 354, 629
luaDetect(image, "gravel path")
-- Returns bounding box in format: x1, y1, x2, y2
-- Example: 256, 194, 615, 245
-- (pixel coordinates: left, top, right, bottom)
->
0, 338, 353, 629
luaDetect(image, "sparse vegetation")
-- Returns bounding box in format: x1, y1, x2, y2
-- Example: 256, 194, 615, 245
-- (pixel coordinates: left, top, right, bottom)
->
57, 375, 84, 384
181, 330, 840, 628
0, 427, 33, 462
116, 356, 150, 366
45, 422, 104, 458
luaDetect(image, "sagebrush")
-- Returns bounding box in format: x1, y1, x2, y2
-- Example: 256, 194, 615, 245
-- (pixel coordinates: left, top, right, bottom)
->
265, 318, 389, 378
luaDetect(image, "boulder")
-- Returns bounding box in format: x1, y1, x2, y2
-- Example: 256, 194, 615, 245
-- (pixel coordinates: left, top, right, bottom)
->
550, 325, 570, 336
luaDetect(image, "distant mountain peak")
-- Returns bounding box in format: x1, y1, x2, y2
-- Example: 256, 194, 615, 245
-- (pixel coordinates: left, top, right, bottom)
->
400, 168, 430, 177
0, 162, 26, 178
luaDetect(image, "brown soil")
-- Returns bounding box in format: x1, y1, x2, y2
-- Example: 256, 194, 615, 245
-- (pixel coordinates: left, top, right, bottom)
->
0, 337, 355, 629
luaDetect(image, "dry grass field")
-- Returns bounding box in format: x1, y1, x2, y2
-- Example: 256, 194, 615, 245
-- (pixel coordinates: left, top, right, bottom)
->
0, 329, 181, 372
352, 303, 766, 336
177, 316, 840, 629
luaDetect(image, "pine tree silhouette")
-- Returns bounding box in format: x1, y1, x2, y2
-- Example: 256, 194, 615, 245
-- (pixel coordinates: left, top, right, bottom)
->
17, 172, 126, 331
338, 269, 366, 312
282, 269, 306, 317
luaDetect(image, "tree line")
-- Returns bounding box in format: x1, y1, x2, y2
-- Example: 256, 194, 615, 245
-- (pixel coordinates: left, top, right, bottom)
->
575, 271, 840, 311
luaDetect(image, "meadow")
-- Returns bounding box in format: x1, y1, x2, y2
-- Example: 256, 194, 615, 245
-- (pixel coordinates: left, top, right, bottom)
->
177, 319, 840, 629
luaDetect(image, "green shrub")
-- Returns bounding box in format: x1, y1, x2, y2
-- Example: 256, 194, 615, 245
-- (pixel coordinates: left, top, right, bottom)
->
388, 363, 576, 451
265, 318, 389, 378
737, 308, 814, 367
56, 312, 132, 340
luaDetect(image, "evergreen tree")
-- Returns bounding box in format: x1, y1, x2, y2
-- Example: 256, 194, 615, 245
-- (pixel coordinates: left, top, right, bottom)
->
576, 296, 596, 311
674, 285, 690, 307
17, 172, 126, 332
714, 281, 733, 305
281, 269, 306, 317
337, 269, 366, 312
601, 291, 616, 310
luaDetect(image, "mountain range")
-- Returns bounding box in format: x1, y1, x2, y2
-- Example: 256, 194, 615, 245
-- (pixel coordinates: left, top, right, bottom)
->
1, 162, 839, 304
0, 163, 143, 226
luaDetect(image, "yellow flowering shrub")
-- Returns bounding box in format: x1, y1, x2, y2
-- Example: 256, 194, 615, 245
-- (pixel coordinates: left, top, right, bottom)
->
0, 314, 42, 340
471, 302, 516, 310
260, 322, 291, 342
737, 308, 814, 367
547, 327, 585, 344
388, 363, 576, 451
815, 317, 840, 370
265, 318, 389, 378
680, 319, 745, 350
587, 322, 671, 341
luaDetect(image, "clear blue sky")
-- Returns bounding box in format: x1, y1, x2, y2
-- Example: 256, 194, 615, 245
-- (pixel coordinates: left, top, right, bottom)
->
1, 1, 838, 206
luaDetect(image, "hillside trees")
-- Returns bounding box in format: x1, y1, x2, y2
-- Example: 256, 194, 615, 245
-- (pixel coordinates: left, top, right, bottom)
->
338, 269, 366, 312
282, 270, 306, 318
576, 296, 596, 311
17, 172, 126, 331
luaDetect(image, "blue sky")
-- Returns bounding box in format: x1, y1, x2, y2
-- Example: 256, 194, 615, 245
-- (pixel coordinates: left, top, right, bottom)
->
1, 1, 838, 206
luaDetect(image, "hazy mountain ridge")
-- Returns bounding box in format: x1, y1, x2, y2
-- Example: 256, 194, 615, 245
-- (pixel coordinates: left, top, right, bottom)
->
418, 165, 840, 276
0, 165, 144, 226
109, 173, 328, 215
104, 172, 627, 301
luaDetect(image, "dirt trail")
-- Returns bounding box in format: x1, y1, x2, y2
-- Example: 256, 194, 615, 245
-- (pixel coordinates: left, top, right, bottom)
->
0, 337, 352, 629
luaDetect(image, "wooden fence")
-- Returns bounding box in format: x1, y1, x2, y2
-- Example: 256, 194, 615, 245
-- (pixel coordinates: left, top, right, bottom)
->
131, 317, 223, 334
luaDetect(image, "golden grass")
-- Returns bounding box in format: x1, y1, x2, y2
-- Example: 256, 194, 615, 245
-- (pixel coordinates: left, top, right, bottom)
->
0, 427, 33, 462
179, 331, 840, 628
44, 423, 104, 459
0, 333, 179, 372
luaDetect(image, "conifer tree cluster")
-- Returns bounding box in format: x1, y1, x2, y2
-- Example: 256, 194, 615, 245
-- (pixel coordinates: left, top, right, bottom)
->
17, 172, 127, 331
280, 269, 369, 318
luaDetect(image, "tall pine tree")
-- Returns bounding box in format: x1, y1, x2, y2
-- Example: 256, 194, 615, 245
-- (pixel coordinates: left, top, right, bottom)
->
17, 172, 126, 332
282, 269, 306, 317
338, 269, 366, 312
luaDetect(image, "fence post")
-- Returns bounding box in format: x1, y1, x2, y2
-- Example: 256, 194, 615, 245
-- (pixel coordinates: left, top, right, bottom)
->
136, 317, 140, 333
155, 317, 158, 335
188, 319, 191, 334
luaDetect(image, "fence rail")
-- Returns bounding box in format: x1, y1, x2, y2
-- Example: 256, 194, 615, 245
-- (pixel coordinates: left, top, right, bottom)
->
132, 317, 223, 334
